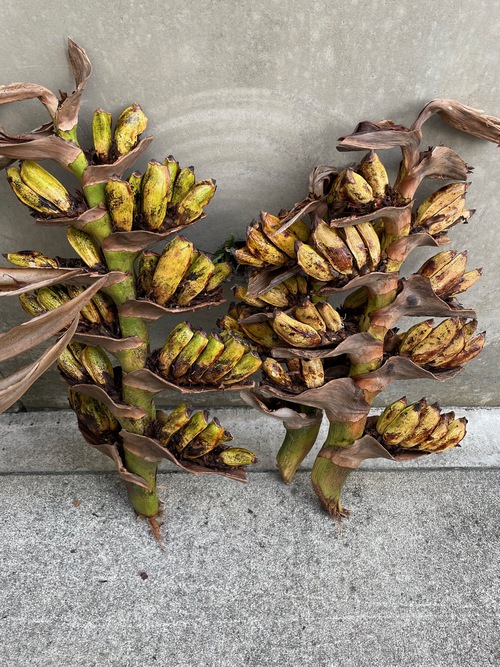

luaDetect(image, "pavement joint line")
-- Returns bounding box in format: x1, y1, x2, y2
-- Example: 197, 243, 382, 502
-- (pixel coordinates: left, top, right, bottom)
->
0, 466, 499, 477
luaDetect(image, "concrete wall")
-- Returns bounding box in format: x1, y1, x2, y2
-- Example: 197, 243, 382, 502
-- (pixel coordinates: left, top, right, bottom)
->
1, 0, 499, 408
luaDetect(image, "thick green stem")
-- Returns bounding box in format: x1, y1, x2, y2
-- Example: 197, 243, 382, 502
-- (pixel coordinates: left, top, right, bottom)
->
311, 417, 366, 520
123, 450, 159, 517
276, 407, 322, 483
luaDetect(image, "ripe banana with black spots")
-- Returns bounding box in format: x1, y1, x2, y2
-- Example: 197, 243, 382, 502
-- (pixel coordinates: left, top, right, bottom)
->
271, 310, 322, 348
6, 166, 61, 215
92, 108, 113, 163
113, 104, 148, 157
105, 177, 134, 231
357, 151, 389, 199
176, 179, 216, 223
141, 160, 170, 230
158, 322, 194, 375
5, 250, 57, 269
151, 236, 194, 305
66, 227, 103, 268
20, 161, 75, 213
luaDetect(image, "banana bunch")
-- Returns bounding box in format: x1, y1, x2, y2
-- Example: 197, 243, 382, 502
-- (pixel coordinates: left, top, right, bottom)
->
327, 152, 389, 205
413, 182, 472, 236
135, 238, 232, 306
57, 343, 116, 394
6, 161, 77, 217
104, 159, 216, 232
19, 284, 117, 333
417, 250, 482, 299
299, 218, 382, 280
92, 104, 148, 163
68, 386, 120, 443
262, 356, 325, 392
157, 402, 256, 466
219, 297, 342, 350
398, 318, 485, 369
155, 322, 262, 386
234, 212, 310, 268
375, 397, 467, 453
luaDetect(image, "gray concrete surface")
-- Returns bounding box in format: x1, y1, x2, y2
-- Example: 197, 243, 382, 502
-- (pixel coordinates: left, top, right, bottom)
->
0, 470, 498, 666
0, 1, 499, 408
0, 408, 499, 665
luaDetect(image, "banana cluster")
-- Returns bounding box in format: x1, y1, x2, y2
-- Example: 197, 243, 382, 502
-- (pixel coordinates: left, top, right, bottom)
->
398, 318, 485, 369
155, 322, 262, 386
105, 159, 216, 232
92, 104, 148, 162
136, 237, 232, 306
19, 284, 117, 334
156, 402, 256, 466
57, 343, 115, 394
375, 397, 467, 453
234, 212, 310, 268
262, 356, 325, 392
417, 250, 482, 299
68, 386, 120, 444
413, 182, 472, 236
221, 298, 343, 350
326, 152, 390, 211
6, 161, 77, 217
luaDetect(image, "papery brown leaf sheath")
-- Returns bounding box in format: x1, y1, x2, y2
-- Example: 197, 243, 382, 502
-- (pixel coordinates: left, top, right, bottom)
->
0, 318, 78, 412
240, 390, 323, 431
317, 435, 394, 469
55, 38, 92, 132
412, 99, 500, 145
117, 294, 224, 320
81, 137, 153, 188
122, 367, 254, 397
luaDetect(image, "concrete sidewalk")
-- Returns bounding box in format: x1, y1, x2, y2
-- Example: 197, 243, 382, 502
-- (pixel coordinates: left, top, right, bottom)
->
0, 409, 499, 666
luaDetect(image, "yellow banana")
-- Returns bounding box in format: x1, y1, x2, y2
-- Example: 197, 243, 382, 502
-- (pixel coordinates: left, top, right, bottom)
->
19, 292, 46, 317
175, 253, 215, 306
356, 221, 381, 270
171, 167, 195, 206
296, 241, 338, 281
427, 417, 467, 452
158, 322, 194, 376
259, 283, 291, 308
67, 285, 102, 324
217, 315, 245, 337
105, 177, 134, 231
272, 311, 322, 348
66, 227, 103, 268
438, 331, 485, 368
141, 160, 170, 230
428, 330, 466, 367
293, 299, 326, 332
402, 403, 442, 448
315, 301, 343, 333
375, 397, 408, 435
399, 320, 434, 355
418, 250, 458, 278
158, 403, 193, 446
246, 225, 289, 266
233, 285, 267, 308
447, 268, 482, 297
57, 347, 87, 383
171, 330, 209, 379
5, 250, 57, 269
410, 319, 459, 365
428, 252, 468, 296
136, 250, 159, 296
461, 319, 478, 340
6, 167, 60, 215
20, 161, 74, 213
220, 351, 262, 385
300, 358, 325, 388
128, 171, 142, 216
172, 410, 210, 452
262, 357, 295, 390
341, 168, 373, 204
151, 236, 194, 306
419, 414, 452, 450
295, 274, 309, 295
35, 286, 70, 311
233, 246, 268, 268
239, 320, 281, 348
80, 346, 114, 388
91, 292, 116, 326
415, 182, 467, 225
177, 179, 216, 223
182, 419, 226, 458
260, 212, 306, 258
162, 156, 180, 202
282, 276, 299, 296
357, 151, 389, 198
311, 219, 354, 275
342, 226, 368, 271
113, 104, 148, 157
380, 401, 425, 446
92, 108, 113, 163
206, 262, 233, 291
218, 448, 257, 466
200, 335, 247, 384
189, 334, 226, 383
